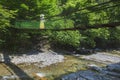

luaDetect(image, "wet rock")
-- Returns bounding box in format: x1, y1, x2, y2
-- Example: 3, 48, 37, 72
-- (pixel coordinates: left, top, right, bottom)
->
61, 70, 120, 80
88, 64, 103, 72
77, 70, 108, 80
105, 71, 120, 78
60, 71, 82, 80
107, 63, 120, 72
61, 63, 120, 80
76, 77, 86, 80
88, 64, 120, 78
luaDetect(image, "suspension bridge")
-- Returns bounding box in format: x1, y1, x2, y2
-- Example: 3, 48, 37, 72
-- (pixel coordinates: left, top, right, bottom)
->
12, 0, 120, 31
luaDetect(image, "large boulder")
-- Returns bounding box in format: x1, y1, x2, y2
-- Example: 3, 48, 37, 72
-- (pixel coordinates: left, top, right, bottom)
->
61, 63, 120, 80
107, 63, 120, 72
88, 64, 120, 78
61, 70, 120, 80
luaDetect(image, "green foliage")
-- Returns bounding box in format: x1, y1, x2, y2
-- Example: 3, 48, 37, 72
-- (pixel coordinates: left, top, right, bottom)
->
80, 28, 110, 48
0, 5, 16, 28
41, 18, 81, 47
107, 28, 120, 48
51, 31, 81, 47
20, 4, 29, 10
88, 28, 110, 39
0, 5, 16, 48
0, 0, 120, 51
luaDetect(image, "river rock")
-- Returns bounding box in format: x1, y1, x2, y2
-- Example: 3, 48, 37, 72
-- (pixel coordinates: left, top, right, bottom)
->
107, 63, 120, 72
88, 64, 120, 77
61, 70, 120, 80
105, 71, 120, 78
88, 64, 103, 72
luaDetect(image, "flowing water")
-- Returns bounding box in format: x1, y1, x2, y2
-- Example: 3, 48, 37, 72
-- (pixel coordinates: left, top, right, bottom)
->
0, 50, 120, 80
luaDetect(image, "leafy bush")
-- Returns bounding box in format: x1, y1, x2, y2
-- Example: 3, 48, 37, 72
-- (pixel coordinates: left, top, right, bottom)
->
0, 5, 16, 49
51, 31, 81, 48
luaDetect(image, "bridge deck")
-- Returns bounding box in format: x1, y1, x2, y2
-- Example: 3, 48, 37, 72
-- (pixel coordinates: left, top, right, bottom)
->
13, 22, 120, 32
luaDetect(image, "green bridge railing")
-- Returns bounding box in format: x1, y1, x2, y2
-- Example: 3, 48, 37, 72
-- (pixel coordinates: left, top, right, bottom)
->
15, 20, 47, 29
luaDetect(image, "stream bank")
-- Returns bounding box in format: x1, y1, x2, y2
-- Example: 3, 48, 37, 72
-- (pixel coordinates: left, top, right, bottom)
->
0, 49, 120, 80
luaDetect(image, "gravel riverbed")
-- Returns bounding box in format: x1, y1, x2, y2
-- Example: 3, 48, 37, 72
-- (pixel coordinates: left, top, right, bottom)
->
82, 52, 120, 64
11, 50, 64, 67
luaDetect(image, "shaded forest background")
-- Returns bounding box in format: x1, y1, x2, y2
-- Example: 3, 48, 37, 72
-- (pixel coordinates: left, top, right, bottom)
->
0, 0, 120, 52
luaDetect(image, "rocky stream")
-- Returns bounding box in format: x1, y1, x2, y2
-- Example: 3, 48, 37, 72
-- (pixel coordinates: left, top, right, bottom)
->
0, 49, 120, 80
